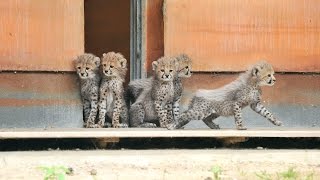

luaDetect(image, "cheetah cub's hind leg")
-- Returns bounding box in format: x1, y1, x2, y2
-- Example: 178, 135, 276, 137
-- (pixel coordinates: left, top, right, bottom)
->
202, 113, 220, 129
129, 102, 157, 128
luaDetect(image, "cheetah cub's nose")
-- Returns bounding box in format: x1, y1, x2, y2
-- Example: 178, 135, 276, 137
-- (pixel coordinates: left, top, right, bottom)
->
81, 73, 85, 76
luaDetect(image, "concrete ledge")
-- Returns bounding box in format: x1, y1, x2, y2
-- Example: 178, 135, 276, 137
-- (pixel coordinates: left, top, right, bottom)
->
1, 128, 320, 139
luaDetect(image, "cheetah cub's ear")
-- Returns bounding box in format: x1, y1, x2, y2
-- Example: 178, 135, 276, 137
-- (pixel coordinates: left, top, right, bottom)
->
252, 65, 262, 77
173, 57, 179, 71
152, 61, 158, 71
94, 57, 100, 66
118, 57, 127, 69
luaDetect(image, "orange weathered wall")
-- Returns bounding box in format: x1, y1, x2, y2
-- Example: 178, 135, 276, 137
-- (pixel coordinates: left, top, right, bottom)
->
145, 0, 164, 75
164, 0, 320, 72
0, 0, 84, 71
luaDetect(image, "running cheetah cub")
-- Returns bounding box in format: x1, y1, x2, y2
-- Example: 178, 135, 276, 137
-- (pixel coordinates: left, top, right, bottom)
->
74, 53, 100, 128
168, 61, 282, 130
129, 56, 178, 128
98, 52, 129, 128
127, 54, 192, 121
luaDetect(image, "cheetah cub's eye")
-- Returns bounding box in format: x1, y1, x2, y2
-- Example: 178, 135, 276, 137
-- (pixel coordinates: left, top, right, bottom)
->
185, 66, 189, 69
77, 67, 81, 70
103, 64, 106, 67
169, 70, 173, 72
268, 74, 271, 77
110, 65, 114, 68
86, 67, 89, 70
161, 69, 165, 72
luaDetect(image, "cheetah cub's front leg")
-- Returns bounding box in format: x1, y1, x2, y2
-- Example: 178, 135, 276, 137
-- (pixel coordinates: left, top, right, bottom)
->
112, 90, 129, 128
97, 88, 108, 128
85, 93, 99, 128
250, 102, 282, 126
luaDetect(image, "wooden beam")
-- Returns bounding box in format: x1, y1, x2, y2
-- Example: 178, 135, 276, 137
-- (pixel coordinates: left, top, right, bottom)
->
0, 128, 320, 139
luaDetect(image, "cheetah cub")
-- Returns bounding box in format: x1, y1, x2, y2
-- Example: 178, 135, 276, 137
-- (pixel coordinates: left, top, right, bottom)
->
98, 52, 129, 128
74, 53, 100, 128
127, 54, 192, 121
129, 56, 178, 128
171, 54, 192, 121
168, 61, 283, 130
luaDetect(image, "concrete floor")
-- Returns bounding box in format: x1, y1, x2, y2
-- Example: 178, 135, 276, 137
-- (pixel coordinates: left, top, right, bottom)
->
0, 150, 319, 180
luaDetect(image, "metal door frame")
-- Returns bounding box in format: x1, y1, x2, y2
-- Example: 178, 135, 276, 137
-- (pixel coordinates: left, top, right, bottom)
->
130, 0, 146, 80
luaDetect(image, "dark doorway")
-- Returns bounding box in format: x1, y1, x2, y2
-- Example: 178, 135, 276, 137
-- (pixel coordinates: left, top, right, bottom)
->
84, 0, 131, 82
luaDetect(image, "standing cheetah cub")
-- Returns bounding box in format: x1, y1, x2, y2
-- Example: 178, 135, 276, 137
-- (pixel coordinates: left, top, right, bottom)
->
129, 56, 178, 128
127, 54, 192, 121
98, 52, 129, 128
168, 61, 283, 130
74, 53, 100, 128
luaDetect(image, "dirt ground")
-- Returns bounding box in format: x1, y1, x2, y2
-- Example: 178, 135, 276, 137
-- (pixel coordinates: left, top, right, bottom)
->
0, 150, 319, 180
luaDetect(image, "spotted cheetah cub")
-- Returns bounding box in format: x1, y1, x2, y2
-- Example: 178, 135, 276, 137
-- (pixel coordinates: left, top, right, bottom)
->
98, 52, 129, 128
74, 53, 100, 128
129, 56, 178, 128
127, 54, 192, 121
171, 54, 192, 121
168, 61, 283, 130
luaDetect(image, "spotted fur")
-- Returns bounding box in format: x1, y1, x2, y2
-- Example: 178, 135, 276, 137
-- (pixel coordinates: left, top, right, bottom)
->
98, 52, 128, 128
127, 54, 192, 121
129, 56, 178, 128
74, 53, 100, 128
168, 61, 282, 130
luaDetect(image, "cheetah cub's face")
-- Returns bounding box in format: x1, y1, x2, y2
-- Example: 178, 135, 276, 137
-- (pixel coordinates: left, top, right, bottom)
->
101, 52, 127, 78
176, 54, 192, 78
75, 54, 100, 79
152, 57, 177, 82
252, 61, 276, 86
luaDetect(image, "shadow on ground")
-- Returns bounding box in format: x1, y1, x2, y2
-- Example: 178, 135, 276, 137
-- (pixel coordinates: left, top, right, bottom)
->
0, 137, 319, 151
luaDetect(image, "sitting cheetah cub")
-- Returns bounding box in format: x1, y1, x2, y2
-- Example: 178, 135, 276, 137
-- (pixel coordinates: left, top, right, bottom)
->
171, 54, 192, 121
129, 56, 178, 128
74, 53, 100, 128
168, 61, 283, 130
127, 54, 192, 121
98, 52, 129, 128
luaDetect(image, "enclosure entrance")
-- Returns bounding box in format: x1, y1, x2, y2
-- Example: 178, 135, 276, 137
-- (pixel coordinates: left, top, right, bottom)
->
84, 0, 131, 82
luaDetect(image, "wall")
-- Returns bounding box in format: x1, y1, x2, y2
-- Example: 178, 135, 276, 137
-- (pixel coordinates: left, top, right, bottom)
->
0, 0, 84, 128
0, 0, 84, 71
164, 0, 320, 72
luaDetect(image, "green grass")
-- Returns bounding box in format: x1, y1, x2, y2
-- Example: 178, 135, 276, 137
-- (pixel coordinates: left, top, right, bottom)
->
211, 165, 222, 180
277, 167, 299, 180
255, 170, 272, 180
255, 167, 315, 180
38, 166, 71, 180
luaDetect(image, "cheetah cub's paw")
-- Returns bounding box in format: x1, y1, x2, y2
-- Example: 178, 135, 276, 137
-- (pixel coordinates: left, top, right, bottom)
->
166, 123, 178, 130
86, 123, 100, 128
113, 123, 129, 128
236, 126, 247, 130
104, 122, 113, 128
274, 120, 283, 126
